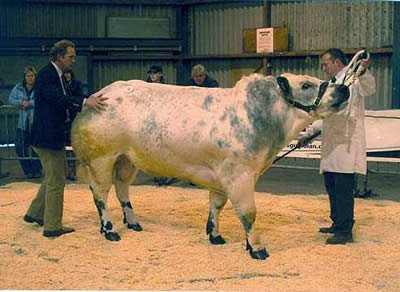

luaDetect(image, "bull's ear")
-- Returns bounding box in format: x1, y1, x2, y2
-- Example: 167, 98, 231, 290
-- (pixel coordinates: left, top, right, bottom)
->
277, 76, 291, 97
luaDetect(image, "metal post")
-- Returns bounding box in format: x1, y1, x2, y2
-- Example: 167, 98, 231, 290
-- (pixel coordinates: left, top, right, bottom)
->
392, 2, 400, 109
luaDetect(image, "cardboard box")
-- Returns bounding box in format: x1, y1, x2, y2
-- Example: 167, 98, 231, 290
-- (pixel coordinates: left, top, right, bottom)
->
243, 27, 288, 53
243, 29, 257, 53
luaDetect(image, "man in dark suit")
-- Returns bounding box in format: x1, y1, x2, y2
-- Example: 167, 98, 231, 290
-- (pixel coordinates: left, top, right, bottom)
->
23, 39, 107, 238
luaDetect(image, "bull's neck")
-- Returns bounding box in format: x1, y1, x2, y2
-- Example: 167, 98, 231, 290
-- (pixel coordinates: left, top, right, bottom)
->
284, 106, 316, 144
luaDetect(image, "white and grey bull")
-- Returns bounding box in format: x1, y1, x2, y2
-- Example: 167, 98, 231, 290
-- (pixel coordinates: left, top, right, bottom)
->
71, 73, 349, 260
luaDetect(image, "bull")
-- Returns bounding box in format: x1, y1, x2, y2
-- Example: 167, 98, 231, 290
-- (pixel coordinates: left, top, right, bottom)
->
71, 73, 349, 260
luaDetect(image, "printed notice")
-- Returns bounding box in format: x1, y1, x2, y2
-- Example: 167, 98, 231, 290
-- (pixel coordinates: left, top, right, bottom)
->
256, 28, 273, 53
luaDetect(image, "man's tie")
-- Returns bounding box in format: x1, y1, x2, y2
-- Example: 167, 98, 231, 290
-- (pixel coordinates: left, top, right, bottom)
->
62, 76, 71, 96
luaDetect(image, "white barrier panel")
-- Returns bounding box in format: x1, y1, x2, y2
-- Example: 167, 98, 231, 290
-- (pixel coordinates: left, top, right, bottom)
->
278, 110, 400, 163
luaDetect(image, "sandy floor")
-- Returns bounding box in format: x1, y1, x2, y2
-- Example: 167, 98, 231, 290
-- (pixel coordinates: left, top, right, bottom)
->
1, 167, 400, 291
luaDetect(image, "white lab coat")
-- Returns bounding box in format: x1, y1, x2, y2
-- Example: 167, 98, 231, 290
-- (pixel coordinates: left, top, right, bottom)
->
302, 66, 376, 175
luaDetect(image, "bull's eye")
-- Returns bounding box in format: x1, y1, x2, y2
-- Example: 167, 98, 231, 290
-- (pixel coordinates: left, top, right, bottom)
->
301, 83, 312, 90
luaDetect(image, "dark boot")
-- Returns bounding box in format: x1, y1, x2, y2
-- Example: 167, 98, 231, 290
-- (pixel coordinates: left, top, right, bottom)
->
319, 224, 336, 234
326, 233, 353, 245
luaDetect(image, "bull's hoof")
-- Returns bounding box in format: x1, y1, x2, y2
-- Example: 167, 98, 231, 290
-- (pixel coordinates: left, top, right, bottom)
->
209, 234, 226, 245
104, 231, 121, 241
127, 223, 143, 232
249, 248, 269, 260
246, 239, 269, 260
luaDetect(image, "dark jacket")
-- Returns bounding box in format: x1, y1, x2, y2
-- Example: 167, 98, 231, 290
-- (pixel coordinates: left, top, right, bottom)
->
186, 75, 219, 88
30, 62, 85, 150
66, 78, 83, 124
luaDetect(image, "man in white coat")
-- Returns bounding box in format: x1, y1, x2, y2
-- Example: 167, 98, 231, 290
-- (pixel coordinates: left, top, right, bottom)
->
298, 48, 376, 244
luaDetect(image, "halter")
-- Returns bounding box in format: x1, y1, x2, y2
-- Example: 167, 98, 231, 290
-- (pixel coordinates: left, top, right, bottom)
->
342, 49, 370, 86
284, 81, 329, 114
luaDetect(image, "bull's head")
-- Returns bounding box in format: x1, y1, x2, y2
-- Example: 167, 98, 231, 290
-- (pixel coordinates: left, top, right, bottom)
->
277, 73, 350, 119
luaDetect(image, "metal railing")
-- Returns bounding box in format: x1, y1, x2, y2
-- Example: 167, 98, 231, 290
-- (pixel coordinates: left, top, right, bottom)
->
0, 105, 76, 177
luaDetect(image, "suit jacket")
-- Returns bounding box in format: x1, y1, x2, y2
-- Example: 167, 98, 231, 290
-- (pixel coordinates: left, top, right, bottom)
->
30, 62, 85, 150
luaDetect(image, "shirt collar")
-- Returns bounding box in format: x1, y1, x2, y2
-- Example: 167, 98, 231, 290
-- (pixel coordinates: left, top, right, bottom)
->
333, 65, 349, 83
51, 61, 63, 78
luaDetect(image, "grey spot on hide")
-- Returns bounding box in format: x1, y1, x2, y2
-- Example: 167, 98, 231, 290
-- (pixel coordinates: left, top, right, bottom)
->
243, 78, 287, 154
224, 106, 252, 148
217, 139, 231, 149
108, 104, 116, 120
198, 120, 206, 127
239, 215, 252, 233
201, 95, 214, 111
116, 97, 123, 103
209, 127, 218, 138
220, 111, 227, 121
143, 113, 158, 135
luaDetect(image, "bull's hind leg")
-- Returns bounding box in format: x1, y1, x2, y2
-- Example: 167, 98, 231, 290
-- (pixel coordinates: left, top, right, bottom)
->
89, 156, 121, 241
206, 190, 228, 244
226, 172, 269, 260
113, 155, 142, 232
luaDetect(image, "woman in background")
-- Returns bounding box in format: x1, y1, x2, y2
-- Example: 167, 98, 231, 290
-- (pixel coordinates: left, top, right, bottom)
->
8, 66, 42, 179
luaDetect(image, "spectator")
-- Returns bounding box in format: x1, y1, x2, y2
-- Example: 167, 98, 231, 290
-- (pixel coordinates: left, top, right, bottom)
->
8, 66, 42, 179
146, 65, 166, 84
186, 64, 219, 88
23, 39, 108, 238
64, 70, 83, 181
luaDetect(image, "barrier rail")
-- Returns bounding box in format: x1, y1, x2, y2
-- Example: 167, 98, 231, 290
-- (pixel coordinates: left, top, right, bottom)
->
0, 105, 76, 178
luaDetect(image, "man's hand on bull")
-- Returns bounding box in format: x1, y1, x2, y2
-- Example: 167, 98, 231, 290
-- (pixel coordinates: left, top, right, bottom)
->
85, 93, 109, 112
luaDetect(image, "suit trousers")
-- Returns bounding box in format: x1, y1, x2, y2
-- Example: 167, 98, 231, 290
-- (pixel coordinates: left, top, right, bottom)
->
26, 146, 66, 231
323, 171, 355, 234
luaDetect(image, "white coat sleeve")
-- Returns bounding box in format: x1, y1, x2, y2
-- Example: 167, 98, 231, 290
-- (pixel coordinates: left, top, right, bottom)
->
358, 70, 376, 97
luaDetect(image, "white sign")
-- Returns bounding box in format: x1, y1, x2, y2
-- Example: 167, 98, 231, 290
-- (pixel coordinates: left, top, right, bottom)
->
256, 28, 274, 53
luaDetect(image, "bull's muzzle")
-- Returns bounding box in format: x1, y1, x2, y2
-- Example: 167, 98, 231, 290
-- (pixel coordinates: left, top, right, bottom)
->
337, 84, 350, 100
332, 84, 350, 108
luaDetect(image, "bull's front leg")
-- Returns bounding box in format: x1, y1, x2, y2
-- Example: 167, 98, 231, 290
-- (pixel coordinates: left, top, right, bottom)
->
227, 172, 269, 260
206, 190, 228, 244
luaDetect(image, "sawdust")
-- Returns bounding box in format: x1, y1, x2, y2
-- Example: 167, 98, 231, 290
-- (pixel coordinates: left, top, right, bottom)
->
0, 169, 400, 291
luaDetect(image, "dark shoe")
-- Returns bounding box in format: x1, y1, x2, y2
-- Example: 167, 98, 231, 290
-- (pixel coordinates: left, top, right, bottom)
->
319, 225, 336, 234
26, 173, 34, 179
164, 178, 179, 186
31, 172, 42, 179
43, 227, 75, 238
157, 177, 169, 186
66, 174, 77, 181
326, 233, 353, 245
0, 171, 10, 179
23, 215, 43, 226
